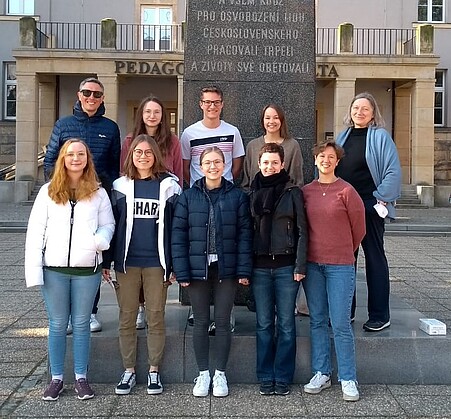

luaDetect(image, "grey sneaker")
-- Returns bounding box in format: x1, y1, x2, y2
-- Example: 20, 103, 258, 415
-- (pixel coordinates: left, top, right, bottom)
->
341, 380, 359, 401
74, 378, 94, 400
136, 306, 146, 330
303, 372, 331, 394
42, 379, 64, 401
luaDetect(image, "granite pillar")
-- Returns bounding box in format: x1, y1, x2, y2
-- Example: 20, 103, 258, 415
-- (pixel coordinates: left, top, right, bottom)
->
181, 0, 316, 305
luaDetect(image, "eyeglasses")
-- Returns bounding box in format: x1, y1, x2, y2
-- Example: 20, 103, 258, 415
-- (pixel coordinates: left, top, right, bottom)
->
133, 149, 154, 157
79, 89, 103, 99
65, 152, 87, 159
201, 100, 222, 107
201, 159, 224, 167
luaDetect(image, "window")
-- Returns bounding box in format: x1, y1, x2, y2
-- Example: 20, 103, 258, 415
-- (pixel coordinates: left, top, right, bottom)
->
7, 0, 34, 15
4, 63, 16, 120
434, 70, 445, 126
418, 0, 444, 22
141, 6, 173, 51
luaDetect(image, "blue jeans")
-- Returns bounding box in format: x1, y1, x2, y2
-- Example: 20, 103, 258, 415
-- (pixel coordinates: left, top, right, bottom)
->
252, 266, 300, 384
303, 262, 356, 382
41, 268, 101, 376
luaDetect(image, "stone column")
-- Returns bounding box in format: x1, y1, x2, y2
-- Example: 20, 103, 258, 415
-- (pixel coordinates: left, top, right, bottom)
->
411, 79, 435, 185
333, 78, 355, 136
394, 88, 412, 184
15, 72, 39, 199
177, 75, 184, 137
101, 18, 117, 49
416, 24, 434, 55
98, 74, 119, 122
38, 76, 57, 151
19, 16, 37, 48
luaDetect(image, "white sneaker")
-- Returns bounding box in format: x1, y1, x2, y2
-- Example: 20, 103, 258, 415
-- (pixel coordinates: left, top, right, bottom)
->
90, 314, 102, 332
303, 372, 331, 394
212, 371, 228, 397
341, 380, 359, 401
66, 316, 73, 335
136, 306, 146, 330
193, 372, 211, 397
115, 371, 136, 395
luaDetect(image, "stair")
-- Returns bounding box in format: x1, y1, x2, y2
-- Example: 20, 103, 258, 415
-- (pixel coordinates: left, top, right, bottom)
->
61, 277, 451, 385
395, 184, 428, 209
21, 180, 45, 206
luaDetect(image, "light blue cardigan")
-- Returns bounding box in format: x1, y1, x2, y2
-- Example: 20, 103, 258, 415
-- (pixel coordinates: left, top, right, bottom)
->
336, 126, 402, 219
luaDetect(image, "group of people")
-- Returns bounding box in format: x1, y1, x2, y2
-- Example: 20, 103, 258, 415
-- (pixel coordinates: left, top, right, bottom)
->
24, 79, 401, 404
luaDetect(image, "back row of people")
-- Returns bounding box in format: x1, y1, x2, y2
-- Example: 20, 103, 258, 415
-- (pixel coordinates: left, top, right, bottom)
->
25, 79, 401, 402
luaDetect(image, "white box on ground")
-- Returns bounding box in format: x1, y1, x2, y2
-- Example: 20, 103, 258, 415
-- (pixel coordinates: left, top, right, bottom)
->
419, 318, 447, 335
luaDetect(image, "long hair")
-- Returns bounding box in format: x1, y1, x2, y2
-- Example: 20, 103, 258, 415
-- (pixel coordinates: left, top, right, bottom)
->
343, 92, 385, 128
123, 134, 168, 180
260, 104, 290, 139
132, 96, 173, 158
48, 139, 99, 204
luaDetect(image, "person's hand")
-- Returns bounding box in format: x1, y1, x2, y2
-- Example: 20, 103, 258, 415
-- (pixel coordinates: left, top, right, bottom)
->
294, 273, 305, 282
180, 282, 190, 288
238, 278, 249, 286
102, 269, 111, 281
169, 272, 177, 284
377, 200, 387, 206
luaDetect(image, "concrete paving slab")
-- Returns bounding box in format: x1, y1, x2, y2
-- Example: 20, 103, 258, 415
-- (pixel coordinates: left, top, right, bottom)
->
388, 385, 451, 396
396, 395, 451, 417
0, 377, 23, 396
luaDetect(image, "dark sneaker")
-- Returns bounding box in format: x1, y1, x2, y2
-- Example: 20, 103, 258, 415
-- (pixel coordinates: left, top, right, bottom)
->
275, 382, 290, 396
147, 372, 163, 395
115, 371, 136, 395
259, 381, 275, 396
42, 379, 64, 401
363, 320, 390, 332
74, 378, 94, 400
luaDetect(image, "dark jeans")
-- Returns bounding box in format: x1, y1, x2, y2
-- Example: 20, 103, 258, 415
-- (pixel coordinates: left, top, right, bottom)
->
351, 201, 390, 323
92, 286, 100, 314
187, 263, 238, 371
252, 266, 299, 384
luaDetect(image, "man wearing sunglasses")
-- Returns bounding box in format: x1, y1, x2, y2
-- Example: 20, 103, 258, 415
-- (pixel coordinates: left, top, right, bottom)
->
44, 77, 121, 333
181, 85, 245, 187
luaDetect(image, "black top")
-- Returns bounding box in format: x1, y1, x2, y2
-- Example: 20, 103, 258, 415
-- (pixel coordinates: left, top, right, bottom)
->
335, 127, 376, 200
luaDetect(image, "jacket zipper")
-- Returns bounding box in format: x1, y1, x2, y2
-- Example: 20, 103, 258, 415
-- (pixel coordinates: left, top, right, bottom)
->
67, 200, 77, 266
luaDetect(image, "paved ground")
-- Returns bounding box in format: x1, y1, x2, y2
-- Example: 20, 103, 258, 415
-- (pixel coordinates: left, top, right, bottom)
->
0, 203, 451, 418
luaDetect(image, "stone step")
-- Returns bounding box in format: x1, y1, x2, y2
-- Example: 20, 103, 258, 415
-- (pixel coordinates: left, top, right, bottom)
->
395, 203, 429, 209
61, 276, 451, 386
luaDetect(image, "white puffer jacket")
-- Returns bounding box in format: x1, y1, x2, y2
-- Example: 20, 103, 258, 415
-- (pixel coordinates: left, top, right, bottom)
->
25, 183, 115, 288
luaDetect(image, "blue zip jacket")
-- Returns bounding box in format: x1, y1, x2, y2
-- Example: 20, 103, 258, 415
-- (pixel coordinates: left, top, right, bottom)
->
44, 101, 121, 189
171, 177, 253, 283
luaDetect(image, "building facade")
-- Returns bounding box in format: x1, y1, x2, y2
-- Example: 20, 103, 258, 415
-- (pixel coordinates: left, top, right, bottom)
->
0, 0, 450, 204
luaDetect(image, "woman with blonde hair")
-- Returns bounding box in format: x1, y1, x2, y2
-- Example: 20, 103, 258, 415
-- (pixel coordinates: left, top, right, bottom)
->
25, 139, 115, 401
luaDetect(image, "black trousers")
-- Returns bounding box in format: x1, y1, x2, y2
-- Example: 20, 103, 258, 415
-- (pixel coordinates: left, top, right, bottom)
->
351, 203, 390, 323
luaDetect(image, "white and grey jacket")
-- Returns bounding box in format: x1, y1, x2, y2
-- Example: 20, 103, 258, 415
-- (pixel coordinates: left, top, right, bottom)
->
25, 183, 115, 287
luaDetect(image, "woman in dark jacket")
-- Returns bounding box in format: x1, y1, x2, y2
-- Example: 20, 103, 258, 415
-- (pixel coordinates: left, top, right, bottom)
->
249, 143, 308, 397
172, 146, 252, 398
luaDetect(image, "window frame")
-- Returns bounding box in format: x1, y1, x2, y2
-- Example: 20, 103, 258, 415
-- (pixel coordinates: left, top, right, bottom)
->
418, 0, 444, 23
4, 63, 17, 121
141, 5, 173, 51
434, 70, 445, 127
7, 0, 34, 15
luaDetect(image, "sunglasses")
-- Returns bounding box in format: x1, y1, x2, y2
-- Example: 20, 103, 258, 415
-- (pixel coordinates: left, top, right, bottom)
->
79, 89, 103, 99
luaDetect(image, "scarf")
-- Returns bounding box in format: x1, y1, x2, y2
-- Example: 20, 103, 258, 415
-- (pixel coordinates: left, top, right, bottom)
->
252, 169, 290, 216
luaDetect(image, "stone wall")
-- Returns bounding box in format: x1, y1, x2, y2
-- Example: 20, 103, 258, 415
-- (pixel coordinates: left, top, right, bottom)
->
434, 129, 451, 185
0, 122, 16, 168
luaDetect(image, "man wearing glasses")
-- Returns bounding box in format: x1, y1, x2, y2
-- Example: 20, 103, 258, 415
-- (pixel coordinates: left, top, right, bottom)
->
181, 86, 245, 186
44, 77, 121, 333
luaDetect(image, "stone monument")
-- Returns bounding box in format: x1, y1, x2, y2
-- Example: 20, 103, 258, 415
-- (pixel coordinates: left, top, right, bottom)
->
181, 0, 316, 304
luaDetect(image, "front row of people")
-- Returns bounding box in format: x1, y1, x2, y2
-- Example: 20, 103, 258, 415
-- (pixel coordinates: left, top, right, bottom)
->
25, 138, 365, 402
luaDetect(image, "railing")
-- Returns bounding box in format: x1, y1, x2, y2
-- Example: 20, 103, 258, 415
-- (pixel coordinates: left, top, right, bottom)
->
316, 27, 417, 55
37, 22, 101, 49
36, 22, 184, 52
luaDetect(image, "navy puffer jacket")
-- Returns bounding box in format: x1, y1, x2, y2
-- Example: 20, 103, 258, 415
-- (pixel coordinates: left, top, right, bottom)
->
44, 101, 121, 190
171, 177, 253, 283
